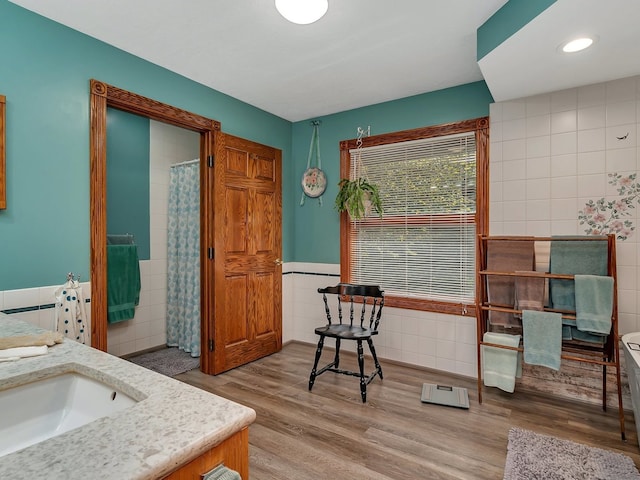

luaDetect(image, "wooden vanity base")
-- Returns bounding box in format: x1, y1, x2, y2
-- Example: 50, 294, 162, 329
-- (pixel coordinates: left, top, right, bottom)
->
162, 428, 249, 479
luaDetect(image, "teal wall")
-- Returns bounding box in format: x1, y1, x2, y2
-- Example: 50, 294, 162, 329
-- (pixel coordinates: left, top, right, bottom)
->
291, 81, 494, 264
106, 108, 150, 260
0, 0, 291, 291
0, 0, 497, 290
477, 0, 556, 60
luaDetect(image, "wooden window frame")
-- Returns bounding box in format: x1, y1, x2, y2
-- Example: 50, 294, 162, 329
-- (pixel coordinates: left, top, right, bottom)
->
339, 117, 489, 317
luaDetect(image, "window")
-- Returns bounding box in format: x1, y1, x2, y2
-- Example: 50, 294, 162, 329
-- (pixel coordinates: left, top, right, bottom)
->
339, 118, 489, 316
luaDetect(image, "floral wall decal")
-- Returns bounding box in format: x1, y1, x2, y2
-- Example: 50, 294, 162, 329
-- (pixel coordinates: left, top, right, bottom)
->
578, 173, 639, 240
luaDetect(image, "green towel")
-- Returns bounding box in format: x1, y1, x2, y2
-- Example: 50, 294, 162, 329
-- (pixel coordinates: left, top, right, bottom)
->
107, 245, 141, 323
203, 464, 241, 480
575, 274, 613, 335
522, 310, 562, 370
482, 332, 522, 393
549, 239, 608, 311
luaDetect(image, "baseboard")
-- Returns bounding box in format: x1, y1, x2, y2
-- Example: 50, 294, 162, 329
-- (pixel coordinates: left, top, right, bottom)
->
120, 344, 167, 359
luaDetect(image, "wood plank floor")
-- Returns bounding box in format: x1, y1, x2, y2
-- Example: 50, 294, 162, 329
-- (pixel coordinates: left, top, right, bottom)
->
175, 342, 640, 480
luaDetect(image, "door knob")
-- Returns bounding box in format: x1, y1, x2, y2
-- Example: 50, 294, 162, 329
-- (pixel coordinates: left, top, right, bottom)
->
274, 258, 283, 265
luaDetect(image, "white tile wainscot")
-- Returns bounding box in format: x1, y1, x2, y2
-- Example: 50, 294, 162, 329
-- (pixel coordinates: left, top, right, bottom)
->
285, 263, 477, 378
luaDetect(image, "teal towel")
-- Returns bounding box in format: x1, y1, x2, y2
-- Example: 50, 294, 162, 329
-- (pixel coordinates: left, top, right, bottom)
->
482, 332, 522, 393
522, 310, 562, 370
549, 239, 608, 311
570, 327, 607, 345
107, 245, 141, 323
562, 325, 573, 340
575, 274, 613, 335
203, 464, 241, 480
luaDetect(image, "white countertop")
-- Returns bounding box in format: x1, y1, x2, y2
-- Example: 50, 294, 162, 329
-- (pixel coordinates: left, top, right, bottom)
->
0, 314, 256, 479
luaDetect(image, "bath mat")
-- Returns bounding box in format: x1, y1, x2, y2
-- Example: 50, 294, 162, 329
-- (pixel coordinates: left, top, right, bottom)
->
503, 427, 640, 480
420, 383, 469, 409
127, 347, 199, 377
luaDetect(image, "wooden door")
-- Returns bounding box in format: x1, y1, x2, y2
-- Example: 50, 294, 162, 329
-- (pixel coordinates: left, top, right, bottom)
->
210, 133, 282, 374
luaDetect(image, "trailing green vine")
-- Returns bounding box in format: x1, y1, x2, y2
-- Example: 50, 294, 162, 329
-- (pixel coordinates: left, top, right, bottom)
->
335, 178, 383, 220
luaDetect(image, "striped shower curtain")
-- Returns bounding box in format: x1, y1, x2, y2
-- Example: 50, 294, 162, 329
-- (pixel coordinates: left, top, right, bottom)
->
166, 161, 200, 357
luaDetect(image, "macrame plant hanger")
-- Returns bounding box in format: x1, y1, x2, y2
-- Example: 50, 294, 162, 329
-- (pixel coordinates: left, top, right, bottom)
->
300, 120, 327, 206
353, 125, 370, 180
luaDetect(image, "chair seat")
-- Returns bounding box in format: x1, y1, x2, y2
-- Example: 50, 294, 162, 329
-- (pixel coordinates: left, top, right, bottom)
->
314, 324, 376, 339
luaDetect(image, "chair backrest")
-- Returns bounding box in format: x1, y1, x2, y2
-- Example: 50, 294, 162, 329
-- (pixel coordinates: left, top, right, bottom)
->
318, 283, 384, 331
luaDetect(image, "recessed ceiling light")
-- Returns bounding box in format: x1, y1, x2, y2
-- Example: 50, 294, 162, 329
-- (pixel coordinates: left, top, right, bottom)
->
561, 37, 594, 53
275, 0, 328, 25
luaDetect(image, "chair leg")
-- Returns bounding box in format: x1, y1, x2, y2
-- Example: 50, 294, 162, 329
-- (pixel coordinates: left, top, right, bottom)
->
367, 338, 383, 380
357, 340, 366, 402
334, 338, 341, 369
309, 336, 325, 391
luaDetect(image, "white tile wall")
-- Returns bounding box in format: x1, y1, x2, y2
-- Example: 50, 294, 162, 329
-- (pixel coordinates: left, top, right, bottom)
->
0, 282, 92, 341
283, 263, 478, 378
490, 74, 640, 334
107, 120, 199, 357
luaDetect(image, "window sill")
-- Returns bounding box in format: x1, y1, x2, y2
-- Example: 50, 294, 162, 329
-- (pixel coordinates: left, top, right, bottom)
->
383, 295, 476, 317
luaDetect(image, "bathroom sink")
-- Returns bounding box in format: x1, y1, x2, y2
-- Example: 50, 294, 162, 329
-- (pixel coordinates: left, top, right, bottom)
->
0, 372, 138, 456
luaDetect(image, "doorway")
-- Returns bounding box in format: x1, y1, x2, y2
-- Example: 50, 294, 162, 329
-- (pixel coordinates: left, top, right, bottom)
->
89, 80, 283, 374
105, 114, 201, 358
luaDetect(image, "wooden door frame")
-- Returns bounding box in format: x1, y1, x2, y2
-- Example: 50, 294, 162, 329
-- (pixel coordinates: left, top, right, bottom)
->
89, 79, 220, 373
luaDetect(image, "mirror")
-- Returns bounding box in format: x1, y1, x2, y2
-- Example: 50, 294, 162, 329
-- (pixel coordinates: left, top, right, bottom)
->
0, 94, 5, 210
89, 80, 219, 375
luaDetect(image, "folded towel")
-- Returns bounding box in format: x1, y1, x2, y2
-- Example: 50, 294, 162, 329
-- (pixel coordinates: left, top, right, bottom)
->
575, 274, 614, 335
486, 240, 535, 327
522, 310, 562, 370
482, 332, 522, 393
203, 464, 242, 480
549, 239, 608, 311
0, 345, 48, 360
562, 325, 573, 340
107, 244, 141, 323
515, 271, 546, 312
570, 326, 607, 345
0, 331, 63, 350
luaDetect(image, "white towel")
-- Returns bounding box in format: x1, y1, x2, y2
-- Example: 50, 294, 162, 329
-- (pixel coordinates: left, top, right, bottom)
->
0, 345, 48, 361
55, 281, 89, 344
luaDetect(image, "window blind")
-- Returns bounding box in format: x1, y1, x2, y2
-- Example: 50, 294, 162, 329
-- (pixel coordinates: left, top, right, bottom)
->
349, 132, 476, 303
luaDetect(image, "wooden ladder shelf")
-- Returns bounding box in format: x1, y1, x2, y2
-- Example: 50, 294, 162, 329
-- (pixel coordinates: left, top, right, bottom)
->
475, 234, 625, 440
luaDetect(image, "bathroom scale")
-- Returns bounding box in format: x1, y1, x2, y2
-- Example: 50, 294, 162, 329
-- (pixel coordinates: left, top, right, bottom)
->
420, 383, 470, 409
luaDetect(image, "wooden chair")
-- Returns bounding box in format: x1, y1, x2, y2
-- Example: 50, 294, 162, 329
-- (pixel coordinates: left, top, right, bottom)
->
308, 283, 384, 402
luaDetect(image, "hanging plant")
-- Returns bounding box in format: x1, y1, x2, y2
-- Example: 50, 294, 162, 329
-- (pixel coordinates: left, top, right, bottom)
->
335, 126, 383, 220
335, 177, 383, 220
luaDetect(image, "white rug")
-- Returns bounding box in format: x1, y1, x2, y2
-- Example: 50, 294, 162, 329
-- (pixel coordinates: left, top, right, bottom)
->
504, 427, 640, 480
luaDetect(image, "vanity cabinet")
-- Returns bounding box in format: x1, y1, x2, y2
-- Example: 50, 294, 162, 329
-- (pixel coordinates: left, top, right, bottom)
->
163, 428, 248, 479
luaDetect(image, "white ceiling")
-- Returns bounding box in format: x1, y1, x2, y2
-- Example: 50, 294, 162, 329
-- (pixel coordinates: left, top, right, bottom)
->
9, 0, 640, 122
479, 0, 640, 103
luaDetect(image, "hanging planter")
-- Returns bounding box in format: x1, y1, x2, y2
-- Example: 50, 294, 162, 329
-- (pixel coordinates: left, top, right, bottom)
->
335, 126, 383, 220
335, 177, 383, 220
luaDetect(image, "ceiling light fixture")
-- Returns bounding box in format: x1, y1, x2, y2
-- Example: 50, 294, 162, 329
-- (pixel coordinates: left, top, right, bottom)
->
561, 37, 594, 53
275, 0, 328, 25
